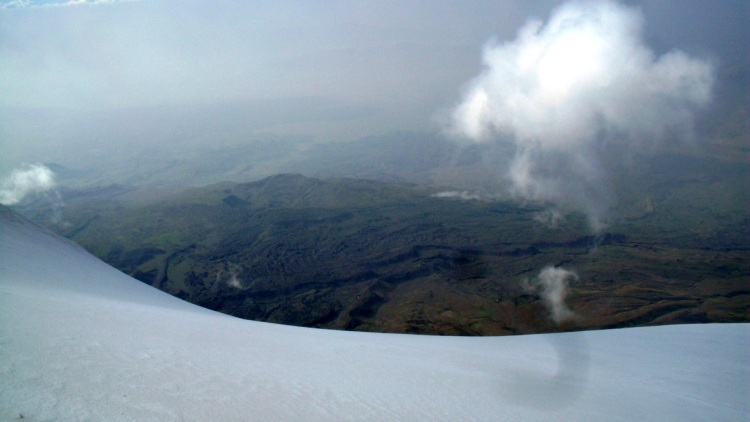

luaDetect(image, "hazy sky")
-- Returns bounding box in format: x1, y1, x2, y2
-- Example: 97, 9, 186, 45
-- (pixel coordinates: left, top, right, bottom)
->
1, 0, 561, 110
0, 0, 747, 174
2, 1, 746, 109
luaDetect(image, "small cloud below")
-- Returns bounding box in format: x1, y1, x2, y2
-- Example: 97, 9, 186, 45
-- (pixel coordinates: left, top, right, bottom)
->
524, 265, 578, 325
0, 164, 56, 206
533, 209, 565, 229
227, 274, 243, 289
431, 190, 482, 201
215, 262, 245, 290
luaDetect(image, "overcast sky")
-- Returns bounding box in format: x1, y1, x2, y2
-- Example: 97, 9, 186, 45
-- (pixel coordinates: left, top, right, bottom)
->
0, 0, 747, 174
3, 1, 746, 109
1, 1, 562, 110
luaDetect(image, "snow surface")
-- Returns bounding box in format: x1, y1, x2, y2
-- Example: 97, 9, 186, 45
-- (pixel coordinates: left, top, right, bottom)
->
0, 205, 747, 421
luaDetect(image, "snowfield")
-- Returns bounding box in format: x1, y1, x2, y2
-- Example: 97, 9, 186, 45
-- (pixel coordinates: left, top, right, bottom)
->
0, 205, 747, 421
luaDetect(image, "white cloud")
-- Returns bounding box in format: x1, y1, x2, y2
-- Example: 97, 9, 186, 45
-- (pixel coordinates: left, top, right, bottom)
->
533, 209, 565, 228
0, 164, 56, 205
1, 0, 138, 8
0, 0, 32, 8
227, 274, 242, 289
525, 266, 578, 325
432, 190, 482, 201
449, 0, 715, 230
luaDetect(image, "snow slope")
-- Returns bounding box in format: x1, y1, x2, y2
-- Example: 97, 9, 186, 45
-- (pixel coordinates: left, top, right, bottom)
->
0, 206, 747, 421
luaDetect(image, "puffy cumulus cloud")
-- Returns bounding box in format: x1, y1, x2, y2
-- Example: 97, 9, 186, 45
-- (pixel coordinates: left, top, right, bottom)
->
449, 0, 714, 230
0, 164, 56, 205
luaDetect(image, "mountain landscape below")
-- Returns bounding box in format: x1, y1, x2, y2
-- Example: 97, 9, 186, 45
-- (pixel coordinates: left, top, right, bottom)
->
1, 204, 747, 421
16, 137, 750, 335
2, 1, 748, 419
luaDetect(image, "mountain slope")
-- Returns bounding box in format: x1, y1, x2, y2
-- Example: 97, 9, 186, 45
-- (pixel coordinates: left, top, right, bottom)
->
0, 205, 748, 421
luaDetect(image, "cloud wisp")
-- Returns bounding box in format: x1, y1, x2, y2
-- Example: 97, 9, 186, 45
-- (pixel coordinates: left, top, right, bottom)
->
214, 262, 246, 290
0, 164, 56, 206
449, 0, 715, 230
1, 0, 138, 9
525, 266, 578, 325
431, 190, 482, 201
